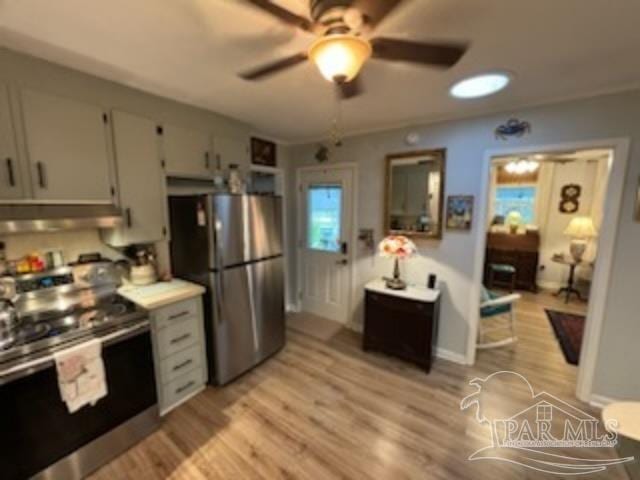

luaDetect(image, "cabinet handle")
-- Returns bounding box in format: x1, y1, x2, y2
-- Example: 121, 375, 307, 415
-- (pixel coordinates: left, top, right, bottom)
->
169, 310, 190, 321
5, 158, 15, 187
125, 208, 132, 228
172, 358, 193, 372
36, 162, 46, 188
175, 380, 195, 394
170, 333, 191, 345
205, 152, 210, 170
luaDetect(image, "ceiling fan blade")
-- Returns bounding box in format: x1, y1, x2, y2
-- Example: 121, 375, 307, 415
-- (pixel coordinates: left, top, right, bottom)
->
352, 0, 403, 29
239, 52, 308, 80
371, 37, 468, 67
246, 0, 313, 31
336, 77, 364, 100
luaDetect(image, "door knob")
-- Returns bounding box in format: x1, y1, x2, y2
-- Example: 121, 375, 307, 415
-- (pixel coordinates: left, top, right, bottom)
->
336, 259, 348, 266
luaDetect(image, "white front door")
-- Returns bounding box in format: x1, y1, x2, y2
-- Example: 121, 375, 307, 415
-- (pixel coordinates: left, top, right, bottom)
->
299, 166, 354, 324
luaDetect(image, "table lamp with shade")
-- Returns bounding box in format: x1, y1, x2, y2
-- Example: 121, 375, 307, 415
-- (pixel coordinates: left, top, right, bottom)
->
564, 216, 597, 262
378, 235, 417, 290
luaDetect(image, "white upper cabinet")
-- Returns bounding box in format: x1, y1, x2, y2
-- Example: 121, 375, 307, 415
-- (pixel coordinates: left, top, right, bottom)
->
213, 135, 249, 172
20, 89, 113, 202
0, 83, 23, 199
163, 124, 212, 178
102, 110, 166, 247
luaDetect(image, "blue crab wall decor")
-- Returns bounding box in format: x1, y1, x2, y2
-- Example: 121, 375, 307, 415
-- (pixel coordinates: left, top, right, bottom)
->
495, 118, 531, 140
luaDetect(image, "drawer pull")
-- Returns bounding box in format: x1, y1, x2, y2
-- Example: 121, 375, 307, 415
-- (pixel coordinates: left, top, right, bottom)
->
176, 380, 195, 394
169, 310, 190, 321
170, 333, 191, 345
172, 359, 193, 372
36, 162, 46, 188
6, 158, 15, 187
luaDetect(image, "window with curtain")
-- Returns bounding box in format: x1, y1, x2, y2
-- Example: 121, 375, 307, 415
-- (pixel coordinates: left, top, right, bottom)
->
494, 185, 538, 224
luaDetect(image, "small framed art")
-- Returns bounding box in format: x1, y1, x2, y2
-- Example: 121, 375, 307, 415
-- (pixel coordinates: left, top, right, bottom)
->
446, 195, 474, 231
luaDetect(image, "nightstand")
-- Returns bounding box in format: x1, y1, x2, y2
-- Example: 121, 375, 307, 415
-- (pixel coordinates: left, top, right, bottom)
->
363, 279, 441, 372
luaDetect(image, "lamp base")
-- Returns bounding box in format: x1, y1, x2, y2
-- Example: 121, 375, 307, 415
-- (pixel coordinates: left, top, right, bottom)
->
385, 277, 407, 290
569, 239, 587, 263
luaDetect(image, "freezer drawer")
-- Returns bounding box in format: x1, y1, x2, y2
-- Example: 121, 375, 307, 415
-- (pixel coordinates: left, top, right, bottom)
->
210, 256, 285, 385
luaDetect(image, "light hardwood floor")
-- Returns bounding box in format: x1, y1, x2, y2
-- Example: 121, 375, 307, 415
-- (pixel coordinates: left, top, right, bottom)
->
90, 293, 630, 480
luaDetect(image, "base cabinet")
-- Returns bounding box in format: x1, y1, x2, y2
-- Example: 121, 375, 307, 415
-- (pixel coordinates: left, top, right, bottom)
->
149, 296, 208, 415
363, 282, 440, 372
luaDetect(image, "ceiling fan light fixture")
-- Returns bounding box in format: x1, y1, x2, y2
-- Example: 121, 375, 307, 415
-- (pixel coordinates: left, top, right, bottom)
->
450, 72, 511, 99
308, 34, 372, 83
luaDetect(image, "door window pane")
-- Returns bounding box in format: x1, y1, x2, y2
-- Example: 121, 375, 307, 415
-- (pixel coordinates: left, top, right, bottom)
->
308, 185, 342, 252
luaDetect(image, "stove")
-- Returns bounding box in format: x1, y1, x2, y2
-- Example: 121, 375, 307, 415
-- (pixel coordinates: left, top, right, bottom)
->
0, 262, 147, 369
0, 261, 158, 480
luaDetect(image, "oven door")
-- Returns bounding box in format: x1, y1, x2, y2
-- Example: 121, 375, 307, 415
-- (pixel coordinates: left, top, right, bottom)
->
0, 321, 158, 480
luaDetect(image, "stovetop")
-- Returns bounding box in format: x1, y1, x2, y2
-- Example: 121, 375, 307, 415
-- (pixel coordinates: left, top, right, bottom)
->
0, 293, 146, 365
0, 262, 148, 368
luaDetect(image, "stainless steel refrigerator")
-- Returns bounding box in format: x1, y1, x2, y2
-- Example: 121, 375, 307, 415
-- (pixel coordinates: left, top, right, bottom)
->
168, 194, 285, 385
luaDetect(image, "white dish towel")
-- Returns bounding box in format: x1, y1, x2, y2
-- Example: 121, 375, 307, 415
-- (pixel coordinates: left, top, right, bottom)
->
54, 338, 108, 413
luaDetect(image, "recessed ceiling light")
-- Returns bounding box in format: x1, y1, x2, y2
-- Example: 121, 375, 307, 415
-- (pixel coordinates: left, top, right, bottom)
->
450, 72, 511, 99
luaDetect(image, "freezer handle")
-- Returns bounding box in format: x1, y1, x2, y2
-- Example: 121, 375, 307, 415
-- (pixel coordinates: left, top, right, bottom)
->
210, 271, 224, 326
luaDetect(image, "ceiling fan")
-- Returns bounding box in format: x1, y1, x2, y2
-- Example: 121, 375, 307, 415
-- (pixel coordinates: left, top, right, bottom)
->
239, 0, 469, 99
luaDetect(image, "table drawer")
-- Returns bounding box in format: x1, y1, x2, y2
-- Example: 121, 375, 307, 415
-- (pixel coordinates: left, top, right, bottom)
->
157, 316, 199, 358
160, 344, 202, 384
155, 298, 200, 330
366, 291, 432, 317
162, 367, 204, 410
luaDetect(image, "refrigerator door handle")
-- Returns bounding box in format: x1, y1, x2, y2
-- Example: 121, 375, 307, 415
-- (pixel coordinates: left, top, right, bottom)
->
210, 272, 224, 325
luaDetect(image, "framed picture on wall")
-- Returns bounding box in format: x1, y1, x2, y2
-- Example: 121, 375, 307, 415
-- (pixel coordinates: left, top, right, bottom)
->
251, 137, 277, 167
446, 195, 474, 231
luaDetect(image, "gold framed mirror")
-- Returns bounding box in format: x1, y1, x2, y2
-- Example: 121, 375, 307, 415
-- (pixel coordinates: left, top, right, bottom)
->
384, 149, 446, 239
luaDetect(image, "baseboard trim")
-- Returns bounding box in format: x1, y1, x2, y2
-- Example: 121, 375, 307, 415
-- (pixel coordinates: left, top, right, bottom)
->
436, 347, 468, 365
589, 394, 622, 409
286, 303, 301, 313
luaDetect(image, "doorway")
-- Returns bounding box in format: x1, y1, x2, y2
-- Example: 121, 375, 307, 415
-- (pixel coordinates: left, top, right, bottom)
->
469, 138, 630, 403
297, 164, 355, 324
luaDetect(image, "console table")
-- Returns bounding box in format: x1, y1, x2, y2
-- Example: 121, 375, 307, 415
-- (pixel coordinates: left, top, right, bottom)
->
363, 279, 440, 372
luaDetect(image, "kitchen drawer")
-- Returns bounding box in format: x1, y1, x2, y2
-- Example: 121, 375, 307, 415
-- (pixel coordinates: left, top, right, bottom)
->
157, 316, 199, 358
162, 367, 205, 411
155, 298, 200, 330
160, 344, 202, 384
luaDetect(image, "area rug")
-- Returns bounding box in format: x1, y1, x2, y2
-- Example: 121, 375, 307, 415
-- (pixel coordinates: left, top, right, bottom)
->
545, 309, 586, 366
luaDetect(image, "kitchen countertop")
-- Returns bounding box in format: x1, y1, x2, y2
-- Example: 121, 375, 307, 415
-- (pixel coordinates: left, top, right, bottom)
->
118, 279, 205, 310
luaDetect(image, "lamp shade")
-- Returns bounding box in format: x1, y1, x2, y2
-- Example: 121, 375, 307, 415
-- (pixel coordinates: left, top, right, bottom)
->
564, 216, 597, 238
308, 34, 371, 83
378, 235, 417, 259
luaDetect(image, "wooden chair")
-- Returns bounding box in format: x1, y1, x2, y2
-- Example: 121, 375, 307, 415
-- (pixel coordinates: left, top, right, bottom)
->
478, 286, 521, 349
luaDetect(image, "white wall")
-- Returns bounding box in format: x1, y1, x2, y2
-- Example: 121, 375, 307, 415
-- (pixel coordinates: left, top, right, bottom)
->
286, 89, 640, 401
537, 159, 601, 290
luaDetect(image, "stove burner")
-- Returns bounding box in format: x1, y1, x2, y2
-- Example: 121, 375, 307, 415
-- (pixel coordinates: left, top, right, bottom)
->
15, 322, 51, 344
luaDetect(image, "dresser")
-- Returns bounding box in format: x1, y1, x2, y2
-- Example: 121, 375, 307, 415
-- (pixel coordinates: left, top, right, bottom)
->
119, 280, 208, 416
484, 231, 540, 291
363, 280, 440, 372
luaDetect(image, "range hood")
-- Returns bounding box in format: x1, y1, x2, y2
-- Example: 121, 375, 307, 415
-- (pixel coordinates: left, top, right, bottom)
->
0, 203, 122, 234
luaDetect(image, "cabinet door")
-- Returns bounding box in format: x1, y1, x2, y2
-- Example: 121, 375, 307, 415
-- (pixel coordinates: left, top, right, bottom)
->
106, 111, 166, 246
214, 135, 249, 171
163, 124, 212, 178
21, 89, 113, 202
0, 84, 24, 199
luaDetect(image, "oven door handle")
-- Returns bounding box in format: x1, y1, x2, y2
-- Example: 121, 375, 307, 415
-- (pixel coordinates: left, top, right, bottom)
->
0, 320, 150, 385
